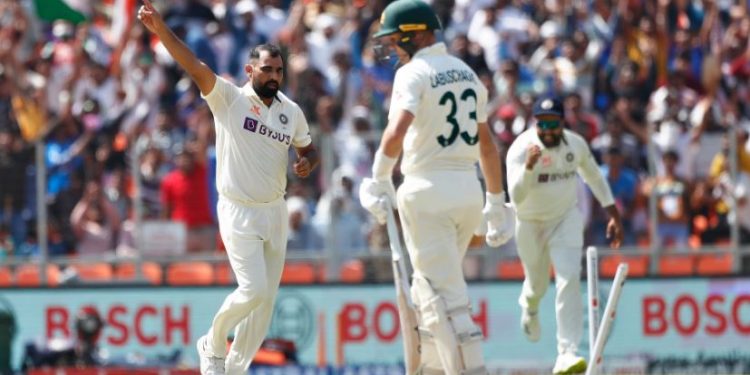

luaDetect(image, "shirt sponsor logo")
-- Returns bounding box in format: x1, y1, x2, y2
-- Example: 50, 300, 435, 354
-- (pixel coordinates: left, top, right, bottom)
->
258, 124, 291, 145
251, 105, 261, 116
243, 117, 291, 145
538, 170, 576, 183
430, 69, 477, 88
243, 117, 258, 132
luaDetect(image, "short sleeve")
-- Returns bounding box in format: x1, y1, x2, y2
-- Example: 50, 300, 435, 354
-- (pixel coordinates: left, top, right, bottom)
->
292, 104, 312, 148
389, 65, 425, 118
201, 76, 241, 121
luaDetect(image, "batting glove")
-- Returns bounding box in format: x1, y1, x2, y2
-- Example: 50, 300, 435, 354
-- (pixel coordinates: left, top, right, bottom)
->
482, 192, 515, 247
359, 177, 397, 224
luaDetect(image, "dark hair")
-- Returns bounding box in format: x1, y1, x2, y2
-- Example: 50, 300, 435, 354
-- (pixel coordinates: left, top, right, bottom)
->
249, 44, 283, 61
663, 149, 680, 161
606, 146, 622, 156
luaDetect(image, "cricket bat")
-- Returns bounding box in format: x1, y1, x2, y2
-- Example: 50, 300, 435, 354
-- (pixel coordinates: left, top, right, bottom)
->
383, 199, 421, 375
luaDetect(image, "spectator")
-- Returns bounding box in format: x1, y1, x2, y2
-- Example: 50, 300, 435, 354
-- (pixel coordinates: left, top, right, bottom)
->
313, 167, 367, 258
467, 2, 502, 71
150, 107, 188, 163
330, 50, 364, 125
642, 150, 691, 250
335, 105, 375, 182
104, 168, 130, 220
589, 147, 639, 246
564, 92, 599, 143
698, 133, 746, 245
138, 145, 167, 218
160, 147, 215, 253
226, 0, 267, 80
46, 116, 93, 248
287, 196, 323, 251
590, 112, 642, 170
70, 180, 121, 256
0, 224, 11, 262
0, 128, 32, 250
448, 33, 489, 78
305, 13, 349, 86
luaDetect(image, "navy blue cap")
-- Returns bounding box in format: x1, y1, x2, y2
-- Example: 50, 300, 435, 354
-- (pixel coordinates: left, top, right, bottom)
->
532, 96, 564, 118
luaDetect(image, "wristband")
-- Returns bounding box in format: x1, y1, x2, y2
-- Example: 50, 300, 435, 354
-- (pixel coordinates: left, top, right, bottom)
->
372, 149, 397, 181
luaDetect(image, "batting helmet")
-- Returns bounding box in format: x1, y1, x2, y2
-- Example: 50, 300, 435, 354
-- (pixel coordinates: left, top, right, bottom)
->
374, 0, 442, 38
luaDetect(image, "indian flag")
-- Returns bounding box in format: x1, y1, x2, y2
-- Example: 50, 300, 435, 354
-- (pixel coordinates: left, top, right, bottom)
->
33, 0, 90, 24
110, 0, 137, 44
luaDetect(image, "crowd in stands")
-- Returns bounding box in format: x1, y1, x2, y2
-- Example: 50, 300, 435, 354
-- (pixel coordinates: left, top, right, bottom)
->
1, 0, 750, 270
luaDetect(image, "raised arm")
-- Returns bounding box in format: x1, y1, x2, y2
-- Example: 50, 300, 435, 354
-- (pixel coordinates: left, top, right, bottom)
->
137, 0, 216, 95
70, 200, 89, 238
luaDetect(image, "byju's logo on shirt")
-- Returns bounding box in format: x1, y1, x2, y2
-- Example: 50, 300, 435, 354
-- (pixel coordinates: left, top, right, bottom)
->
242, 116, 291, 145
244, 117, 259, 132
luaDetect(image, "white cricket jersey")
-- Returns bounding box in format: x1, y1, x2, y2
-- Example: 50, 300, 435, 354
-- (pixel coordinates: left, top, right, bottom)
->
506, 128, 614, 221
389, 42, 489, 176
202, 76, 312, 204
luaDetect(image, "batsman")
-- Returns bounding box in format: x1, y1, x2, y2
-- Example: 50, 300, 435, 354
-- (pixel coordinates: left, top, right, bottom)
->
359, 0, 513, 373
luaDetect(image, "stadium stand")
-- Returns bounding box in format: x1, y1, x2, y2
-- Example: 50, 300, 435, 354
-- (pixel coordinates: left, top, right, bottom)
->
115, 262, 164, 285
281, 262, 317, 284
15, 264, 60, 287
339, 259, 365, 283
166, 261, 214, 286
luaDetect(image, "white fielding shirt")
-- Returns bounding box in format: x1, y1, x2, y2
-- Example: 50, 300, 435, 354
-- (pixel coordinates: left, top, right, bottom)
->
506, 128, 615, 222
389, 42, 489, 175
202, 76, 312, 204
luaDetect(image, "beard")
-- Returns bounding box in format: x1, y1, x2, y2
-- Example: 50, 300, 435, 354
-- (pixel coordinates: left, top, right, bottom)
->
539, 132, 562, 148
253, 80, 279, 99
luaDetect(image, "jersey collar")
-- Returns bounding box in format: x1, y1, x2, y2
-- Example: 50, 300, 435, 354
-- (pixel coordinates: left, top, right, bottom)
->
413, 42, 448, 59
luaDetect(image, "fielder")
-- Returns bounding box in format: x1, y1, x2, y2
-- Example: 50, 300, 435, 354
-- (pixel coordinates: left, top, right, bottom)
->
506, 96, 623, 374
138, 2, 319, 375
360, 1, 513, 373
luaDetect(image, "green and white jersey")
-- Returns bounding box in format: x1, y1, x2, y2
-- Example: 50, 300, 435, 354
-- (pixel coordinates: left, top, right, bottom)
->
390, 42, 489, 176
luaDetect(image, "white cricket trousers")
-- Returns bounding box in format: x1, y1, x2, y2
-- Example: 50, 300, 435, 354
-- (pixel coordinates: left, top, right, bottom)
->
397, 170, 484, 369
205, 196, 288, 375
516, 208, 584, 355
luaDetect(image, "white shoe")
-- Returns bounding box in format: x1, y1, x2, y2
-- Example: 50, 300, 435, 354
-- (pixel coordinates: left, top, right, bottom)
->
552, 352, 587, 374
224, 356, 246, 375
520, 308, 540, 342
197, 335, 226, 375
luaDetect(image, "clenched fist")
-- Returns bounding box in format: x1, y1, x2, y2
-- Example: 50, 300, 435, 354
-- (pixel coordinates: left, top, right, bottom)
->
293, 157, 312, 178
525, 145, 542, 170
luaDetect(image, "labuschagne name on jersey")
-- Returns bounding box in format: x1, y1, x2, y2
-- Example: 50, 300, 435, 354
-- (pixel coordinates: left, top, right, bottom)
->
430, 69, 477, 88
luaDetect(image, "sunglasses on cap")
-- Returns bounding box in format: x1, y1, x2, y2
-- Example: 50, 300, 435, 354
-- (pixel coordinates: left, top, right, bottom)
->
537, 120, 561, 130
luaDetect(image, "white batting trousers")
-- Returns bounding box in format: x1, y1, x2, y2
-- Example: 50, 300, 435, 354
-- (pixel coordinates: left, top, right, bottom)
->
515, 208, 584, 355
397, 170, 485, 371
205, 196, 288, 375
